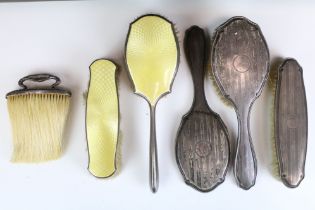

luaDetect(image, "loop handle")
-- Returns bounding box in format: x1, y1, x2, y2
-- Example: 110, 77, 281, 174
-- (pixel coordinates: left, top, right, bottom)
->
18, 74, 61, 89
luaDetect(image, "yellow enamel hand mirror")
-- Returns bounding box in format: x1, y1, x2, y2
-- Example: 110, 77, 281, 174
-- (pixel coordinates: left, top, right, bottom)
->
125, 14, 179, 193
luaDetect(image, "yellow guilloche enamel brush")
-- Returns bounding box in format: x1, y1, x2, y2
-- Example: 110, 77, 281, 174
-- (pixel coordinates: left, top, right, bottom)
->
125, 14, 179, 193
6, 74, 71, 162
86, 59, 119, 178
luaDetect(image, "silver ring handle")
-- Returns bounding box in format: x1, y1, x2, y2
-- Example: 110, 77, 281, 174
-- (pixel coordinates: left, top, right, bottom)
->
18, 74, 61, 89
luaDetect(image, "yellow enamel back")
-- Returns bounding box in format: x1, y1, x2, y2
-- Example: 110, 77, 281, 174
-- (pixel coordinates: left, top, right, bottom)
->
86, 59, 118, 178
126, 15, 178, 105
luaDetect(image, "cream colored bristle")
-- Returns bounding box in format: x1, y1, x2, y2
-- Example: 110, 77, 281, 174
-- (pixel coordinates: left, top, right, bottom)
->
267, 59, 281, 179
7, 93, 70, 162
207, 63, 233, 107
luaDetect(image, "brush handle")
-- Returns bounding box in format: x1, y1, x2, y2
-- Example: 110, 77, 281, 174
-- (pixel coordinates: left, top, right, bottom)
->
149, 104, 159, 193
18, 74, 61, 89
184, 26, 208, 112
235, 105, 257, 189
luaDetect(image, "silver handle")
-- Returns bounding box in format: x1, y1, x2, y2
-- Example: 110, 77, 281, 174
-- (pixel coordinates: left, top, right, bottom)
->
149, 105, 159, 193
18, 73, 61, 89
234, 105, 257, 190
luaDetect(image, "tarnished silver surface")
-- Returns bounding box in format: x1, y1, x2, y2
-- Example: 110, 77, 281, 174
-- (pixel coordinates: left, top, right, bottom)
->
275, 58, 308, 188
212, 17, 270, 189
176, 26, 230, 192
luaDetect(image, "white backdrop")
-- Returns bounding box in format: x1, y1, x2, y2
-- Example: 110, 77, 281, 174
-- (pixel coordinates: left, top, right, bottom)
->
0, 1, 314, 210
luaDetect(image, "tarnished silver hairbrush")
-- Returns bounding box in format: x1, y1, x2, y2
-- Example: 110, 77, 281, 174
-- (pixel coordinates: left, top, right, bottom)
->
175, 26, 230, 192
212, 16, 270, 189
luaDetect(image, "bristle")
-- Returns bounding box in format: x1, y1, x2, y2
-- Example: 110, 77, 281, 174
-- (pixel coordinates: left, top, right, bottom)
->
267, 62, 279, 91
207, 63, 233, 107
111, 130, 123, 178
7, 93, 70, 162
267, 58, 281, 179
82, 91, 88, 104
269, 85, 280, 178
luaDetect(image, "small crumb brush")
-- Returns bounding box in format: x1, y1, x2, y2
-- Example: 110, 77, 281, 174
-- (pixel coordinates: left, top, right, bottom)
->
6, 74, 71, 163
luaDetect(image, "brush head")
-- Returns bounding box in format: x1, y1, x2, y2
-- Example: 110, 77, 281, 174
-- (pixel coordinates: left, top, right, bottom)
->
125, 14, 179, 105
6, 74, 71, 162
212, 16, 270, 106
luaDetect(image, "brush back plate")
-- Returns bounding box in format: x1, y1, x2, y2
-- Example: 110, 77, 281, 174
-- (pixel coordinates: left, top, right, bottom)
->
212, 17, 269, 106
86, 59, 119, 178
176, 112, 229, 192
275, 59, 308, 188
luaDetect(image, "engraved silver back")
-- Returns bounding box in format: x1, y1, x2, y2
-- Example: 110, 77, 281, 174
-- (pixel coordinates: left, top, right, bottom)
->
212, 17, 270, 189
176, 26, 230, 192
275, 58, 308, 188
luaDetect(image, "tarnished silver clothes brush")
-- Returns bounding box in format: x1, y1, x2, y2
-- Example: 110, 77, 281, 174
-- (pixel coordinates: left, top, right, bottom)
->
6, 74, 71, 162
275, 58, 308, 188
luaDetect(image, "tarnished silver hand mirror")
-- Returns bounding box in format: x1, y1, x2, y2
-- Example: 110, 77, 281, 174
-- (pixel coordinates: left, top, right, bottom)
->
212, 16, 270, 189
